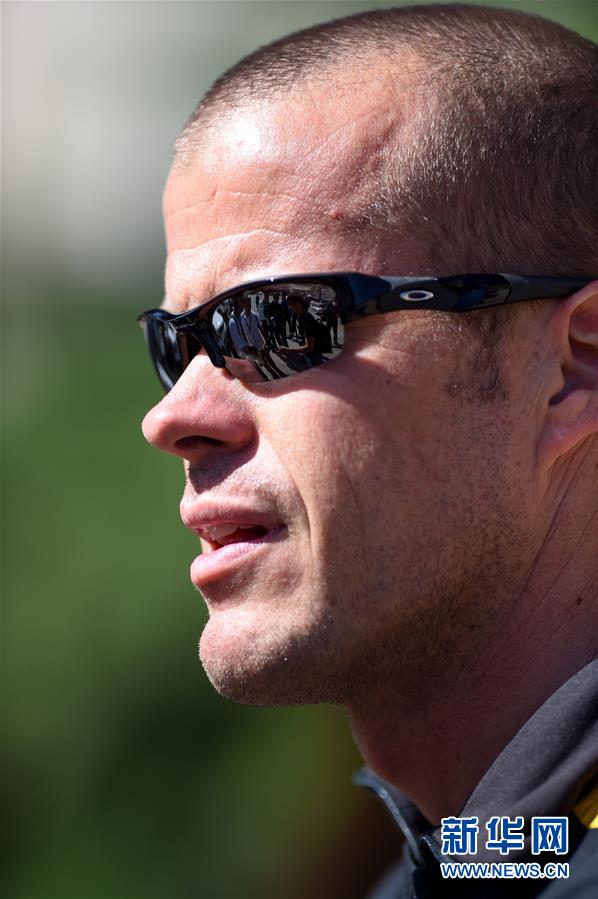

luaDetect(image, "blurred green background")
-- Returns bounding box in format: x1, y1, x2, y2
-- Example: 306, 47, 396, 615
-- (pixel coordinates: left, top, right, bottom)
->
2, 2, 596, 898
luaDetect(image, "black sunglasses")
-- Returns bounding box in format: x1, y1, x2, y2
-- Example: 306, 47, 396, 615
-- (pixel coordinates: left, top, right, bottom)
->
138, 272, 589, 391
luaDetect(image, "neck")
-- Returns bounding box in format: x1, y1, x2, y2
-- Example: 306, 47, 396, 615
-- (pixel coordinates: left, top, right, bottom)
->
346, 496, 597, 824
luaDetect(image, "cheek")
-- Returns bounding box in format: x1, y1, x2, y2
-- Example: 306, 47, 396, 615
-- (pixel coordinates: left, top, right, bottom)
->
268, 368, 497, 574
270, 381, 407, 555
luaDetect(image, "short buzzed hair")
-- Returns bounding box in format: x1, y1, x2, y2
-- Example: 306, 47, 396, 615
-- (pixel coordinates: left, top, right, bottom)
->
177, 4, 597, 284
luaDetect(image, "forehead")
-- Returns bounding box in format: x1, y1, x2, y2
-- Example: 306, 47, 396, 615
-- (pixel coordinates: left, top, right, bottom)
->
162, 74, 417, 311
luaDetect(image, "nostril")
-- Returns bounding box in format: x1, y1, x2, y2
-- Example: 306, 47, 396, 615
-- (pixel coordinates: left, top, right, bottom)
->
175, 435, 223, 452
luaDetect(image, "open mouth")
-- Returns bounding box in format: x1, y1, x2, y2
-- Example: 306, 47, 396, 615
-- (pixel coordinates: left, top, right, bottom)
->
186, 514, 285, 589
204, 523, 270, 550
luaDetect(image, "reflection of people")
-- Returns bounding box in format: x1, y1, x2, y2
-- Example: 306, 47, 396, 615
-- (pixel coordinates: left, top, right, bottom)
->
227, 296, 263, 353
280, 294, 331, 366
240, 298, 264, 350
257, 291, 276, 348
142, 6, 598, 897
324, 297, 340, 346
269, 297, 288, 347
228, 296, 283, 378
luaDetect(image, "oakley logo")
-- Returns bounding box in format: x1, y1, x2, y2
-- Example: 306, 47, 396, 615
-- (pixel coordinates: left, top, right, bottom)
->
399, 289, 435, 301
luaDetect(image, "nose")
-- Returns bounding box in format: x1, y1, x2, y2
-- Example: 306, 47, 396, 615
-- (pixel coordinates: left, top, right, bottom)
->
142, 354, 256, 463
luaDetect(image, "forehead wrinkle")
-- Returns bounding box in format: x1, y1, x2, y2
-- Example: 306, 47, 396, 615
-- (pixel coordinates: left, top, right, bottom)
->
164, 188, 304, 223
165, 178, 337, 259
164, 179, 315, 254
168, 226, 297, 253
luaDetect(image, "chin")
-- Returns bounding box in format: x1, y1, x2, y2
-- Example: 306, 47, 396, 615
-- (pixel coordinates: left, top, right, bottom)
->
197, 605, 344, 706
201, 654, 309, 707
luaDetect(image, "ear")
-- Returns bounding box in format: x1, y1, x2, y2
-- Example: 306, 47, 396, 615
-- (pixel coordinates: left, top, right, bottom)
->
538, 280, 598, 467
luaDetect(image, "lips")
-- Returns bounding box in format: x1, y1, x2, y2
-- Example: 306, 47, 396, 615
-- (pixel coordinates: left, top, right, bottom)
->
180, 502, 285, 589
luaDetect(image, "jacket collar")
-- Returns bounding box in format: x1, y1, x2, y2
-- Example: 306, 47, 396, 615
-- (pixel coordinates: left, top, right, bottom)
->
355, 659, 598, 863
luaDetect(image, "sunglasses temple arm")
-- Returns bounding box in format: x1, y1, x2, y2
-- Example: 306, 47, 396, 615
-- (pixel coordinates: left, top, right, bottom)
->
377, 275, 590, 314
377, 276, 511, 313
500, 275, 589, 304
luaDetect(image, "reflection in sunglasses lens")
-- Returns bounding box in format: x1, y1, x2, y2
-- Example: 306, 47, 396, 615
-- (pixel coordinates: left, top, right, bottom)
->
209, 281, 344, 382
149, 318, 183, 392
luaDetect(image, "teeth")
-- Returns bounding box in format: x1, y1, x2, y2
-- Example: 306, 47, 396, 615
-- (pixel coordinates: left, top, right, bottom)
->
204, 523, 266, 543
207, 523, 241, 541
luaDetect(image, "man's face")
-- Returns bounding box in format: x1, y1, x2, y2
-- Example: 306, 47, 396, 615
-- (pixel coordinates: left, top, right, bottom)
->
143, 86, 537, 708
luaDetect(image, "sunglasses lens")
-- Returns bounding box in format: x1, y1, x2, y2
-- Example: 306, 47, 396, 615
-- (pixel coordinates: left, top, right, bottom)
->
142, 315, 184, 392
209, 281, 344, 382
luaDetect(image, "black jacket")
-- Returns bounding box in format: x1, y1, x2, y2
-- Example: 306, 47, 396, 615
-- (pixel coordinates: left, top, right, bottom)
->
357, 660, 598, 899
